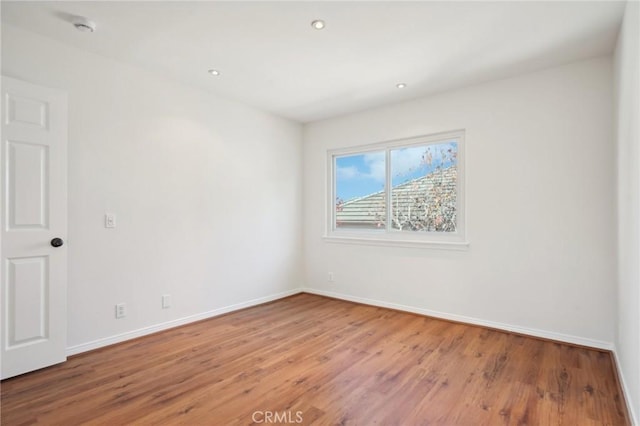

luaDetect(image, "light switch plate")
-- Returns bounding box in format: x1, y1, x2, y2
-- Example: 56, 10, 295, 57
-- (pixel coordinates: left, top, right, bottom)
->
105, 213, 116, 228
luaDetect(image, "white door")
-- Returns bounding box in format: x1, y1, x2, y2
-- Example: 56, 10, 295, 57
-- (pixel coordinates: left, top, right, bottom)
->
1, 76, 68, 379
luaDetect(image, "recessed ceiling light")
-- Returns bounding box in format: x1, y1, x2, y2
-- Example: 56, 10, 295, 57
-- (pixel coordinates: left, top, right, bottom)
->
396, 83, 407, 89
72, 16, 96, 33
208, 69, 220, 76
311, 20, 325, 30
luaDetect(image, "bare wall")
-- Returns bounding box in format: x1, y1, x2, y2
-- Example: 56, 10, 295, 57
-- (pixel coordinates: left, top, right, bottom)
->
614, 1, 640, 423
303, 57, 616, 347
1, 24, 304, 349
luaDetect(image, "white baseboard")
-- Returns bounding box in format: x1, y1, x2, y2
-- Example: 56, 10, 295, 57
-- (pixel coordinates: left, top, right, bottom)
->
304, 287, 637, 422
66, 286, 632, 422
68, 286, 614, 355
612, 347, 639, 426
66, 288, 302, 356
301, 287, 614, 351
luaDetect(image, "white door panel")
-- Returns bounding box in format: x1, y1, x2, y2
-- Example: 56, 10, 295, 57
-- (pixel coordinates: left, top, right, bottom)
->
1, 76, 68, 379
8, 141, 48, 228
7, 256, 48, 345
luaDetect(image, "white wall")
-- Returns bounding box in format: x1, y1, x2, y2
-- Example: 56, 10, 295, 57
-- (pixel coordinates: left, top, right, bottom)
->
303, 57, 616, 347
614, 1, 640, 423
0, 11, 633, 418
1, 24, 303, 350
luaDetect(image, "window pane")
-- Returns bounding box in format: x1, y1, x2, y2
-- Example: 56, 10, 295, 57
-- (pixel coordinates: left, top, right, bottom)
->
390, 141, 458, 232
335, 151, 386, 229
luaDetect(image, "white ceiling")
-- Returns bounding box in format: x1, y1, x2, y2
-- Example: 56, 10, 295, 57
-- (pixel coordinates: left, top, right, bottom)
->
1, 1, 626, 123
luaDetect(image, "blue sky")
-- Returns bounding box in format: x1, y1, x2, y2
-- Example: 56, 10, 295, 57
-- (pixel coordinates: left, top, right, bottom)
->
335, 141, 457, 202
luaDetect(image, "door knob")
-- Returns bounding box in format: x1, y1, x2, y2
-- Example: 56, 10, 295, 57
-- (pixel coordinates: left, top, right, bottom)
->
50, 238, 64, 247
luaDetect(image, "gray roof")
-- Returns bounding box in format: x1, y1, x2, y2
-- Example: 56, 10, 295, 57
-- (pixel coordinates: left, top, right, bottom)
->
336, 166, 457, 231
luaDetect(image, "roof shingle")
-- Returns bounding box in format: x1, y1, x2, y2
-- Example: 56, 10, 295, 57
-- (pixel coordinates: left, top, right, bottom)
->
336, 166, 457, 231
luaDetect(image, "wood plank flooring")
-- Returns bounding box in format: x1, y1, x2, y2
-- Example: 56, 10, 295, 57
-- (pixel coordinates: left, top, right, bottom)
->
1, 293, 630, 425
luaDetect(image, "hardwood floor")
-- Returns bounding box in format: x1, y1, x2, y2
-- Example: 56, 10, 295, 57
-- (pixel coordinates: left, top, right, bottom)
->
1, 293, 630, 425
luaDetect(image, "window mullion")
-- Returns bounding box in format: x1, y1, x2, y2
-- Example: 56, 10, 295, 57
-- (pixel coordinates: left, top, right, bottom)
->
332, 155, 337, 232
385, 149, 392, 232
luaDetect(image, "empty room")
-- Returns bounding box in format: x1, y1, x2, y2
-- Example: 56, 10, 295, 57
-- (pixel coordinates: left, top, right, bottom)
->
1, 1, 638, 425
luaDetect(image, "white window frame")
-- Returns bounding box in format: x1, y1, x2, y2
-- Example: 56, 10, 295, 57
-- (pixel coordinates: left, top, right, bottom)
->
325, 130, 468, 250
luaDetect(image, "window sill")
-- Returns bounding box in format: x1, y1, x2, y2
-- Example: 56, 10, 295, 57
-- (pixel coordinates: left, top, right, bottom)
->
323, 235, 470, 250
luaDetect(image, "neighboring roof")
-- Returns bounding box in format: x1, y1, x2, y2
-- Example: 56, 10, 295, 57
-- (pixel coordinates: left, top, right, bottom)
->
336, 166, 457, 230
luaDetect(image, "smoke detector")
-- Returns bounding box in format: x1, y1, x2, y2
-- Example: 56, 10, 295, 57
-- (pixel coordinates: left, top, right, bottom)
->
72, 17, 96, 33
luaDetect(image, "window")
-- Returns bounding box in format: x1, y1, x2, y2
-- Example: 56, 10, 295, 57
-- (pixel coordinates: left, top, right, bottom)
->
328, 130, 467, 248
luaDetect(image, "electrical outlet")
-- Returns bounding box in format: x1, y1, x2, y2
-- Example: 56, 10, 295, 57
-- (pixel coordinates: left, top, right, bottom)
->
162, 294, 171, 309
115, 303, 126, 319
328, 272, 334, 282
